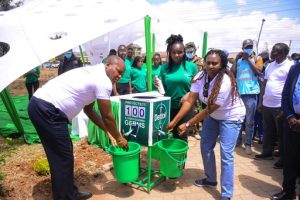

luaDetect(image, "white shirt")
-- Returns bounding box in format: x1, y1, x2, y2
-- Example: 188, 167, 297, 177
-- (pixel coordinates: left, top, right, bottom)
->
263, 59, 293, 108
190, 73, 245, 121
34, 64, 112, 121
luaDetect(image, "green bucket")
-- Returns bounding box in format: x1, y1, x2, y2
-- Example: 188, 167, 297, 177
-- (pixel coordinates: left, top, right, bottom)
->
157, 138, 188, 178
151, 142, 161, 160
107, 142, 141, 183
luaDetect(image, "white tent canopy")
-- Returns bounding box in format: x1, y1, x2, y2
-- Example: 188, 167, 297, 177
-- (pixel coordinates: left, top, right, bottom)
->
0, 0, 204, 92
83, 17, 204, 65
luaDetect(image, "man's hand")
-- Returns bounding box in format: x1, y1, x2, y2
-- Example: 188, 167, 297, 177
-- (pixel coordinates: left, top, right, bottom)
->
257, 104, 263, 112
116, 136, 128, 151
288, 117, 297, 127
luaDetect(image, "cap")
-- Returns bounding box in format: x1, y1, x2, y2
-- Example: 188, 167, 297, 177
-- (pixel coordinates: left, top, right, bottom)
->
222, 49, 229, 57
242, 39, 253, 49
185, 42, 196, 51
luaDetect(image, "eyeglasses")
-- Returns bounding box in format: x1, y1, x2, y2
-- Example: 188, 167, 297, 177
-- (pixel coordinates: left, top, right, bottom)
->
205, 61, 219, 66
203, 81, 209, 98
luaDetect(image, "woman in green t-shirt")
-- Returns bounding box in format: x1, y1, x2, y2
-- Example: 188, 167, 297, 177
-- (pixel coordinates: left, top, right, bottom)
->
151, 53, 162, 91
159, 34, 198, 141
130, 56, 147, 93
24, 67, 40, 100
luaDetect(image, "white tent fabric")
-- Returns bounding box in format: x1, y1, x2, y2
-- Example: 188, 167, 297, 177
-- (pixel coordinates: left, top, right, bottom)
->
0, 0, 151, 92
83, 17, 204, 66
0, 0, 204, 91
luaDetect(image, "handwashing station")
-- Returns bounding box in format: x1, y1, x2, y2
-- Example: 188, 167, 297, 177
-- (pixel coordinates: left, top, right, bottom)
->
107, 91, 189, 192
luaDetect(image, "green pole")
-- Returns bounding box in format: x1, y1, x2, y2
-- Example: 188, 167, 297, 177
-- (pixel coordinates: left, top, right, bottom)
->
152, 33, 156, 57
202, 31, 208, 58
144, 15, 152, 92
79, 45, 86, 65
0, 88, 25, 135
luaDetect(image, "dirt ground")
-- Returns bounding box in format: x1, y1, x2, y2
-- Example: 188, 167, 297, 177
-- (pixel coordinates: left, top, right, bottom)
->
0, 68, 112, 199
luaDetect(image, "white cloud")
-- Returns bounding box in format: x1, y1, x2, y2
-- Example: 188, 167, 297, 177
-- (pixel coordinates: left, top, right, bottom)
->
236, 0, 247, 6
151, 0, 300, 55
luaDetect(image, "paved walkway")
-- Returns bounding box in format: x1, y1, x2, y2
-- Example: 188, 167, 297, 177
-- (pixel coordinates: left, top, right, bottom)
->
85, 136, 284, 200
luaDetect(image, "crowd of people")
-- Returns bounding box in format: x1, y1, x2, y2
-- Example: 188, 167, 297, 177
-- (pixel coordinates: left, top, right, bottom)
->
24, 35, 300, 200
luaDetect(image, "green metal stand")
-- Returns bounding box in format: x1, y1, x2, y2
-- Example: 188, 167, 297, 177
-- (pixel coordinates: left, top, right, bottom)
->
131, 146, 166, 193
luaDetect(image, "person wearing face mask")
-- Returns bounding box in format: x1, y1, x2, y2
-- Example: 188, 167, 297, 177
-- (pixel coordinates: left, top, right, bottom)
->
231, 39, 262, 155
58, 49, 83, 75
185, 42, 204, 71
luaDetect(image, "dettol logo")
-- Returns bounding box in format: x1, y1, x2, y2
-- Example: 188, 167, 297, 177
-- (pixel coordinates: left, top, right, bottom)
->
154, 103, 167, 129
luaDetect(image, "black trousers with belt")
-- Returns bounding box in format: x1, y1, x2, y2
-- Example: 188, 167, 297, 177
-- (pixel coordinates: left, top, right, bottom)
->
28, 96, 78, 200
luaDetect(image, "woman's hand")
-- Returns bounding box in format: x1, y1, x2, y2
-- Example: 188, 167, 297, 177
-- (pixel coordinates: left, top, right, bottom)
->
177, 123, 187, 136
167, 120, 176, 131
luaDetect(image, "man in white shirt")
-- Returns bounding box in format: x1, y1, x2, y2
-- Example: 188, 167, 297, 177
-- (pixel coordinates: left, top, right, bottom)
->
255, 43, 294, 169
28, 55, 128, 200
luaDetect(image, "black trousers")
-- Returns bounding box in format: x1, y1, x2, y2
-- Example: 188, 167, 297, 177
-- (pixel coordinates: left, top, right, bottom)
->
28, 97, 78, 200
262, 106, 284, 160
170, 106, 194, 142
25, 81, 39, 100
282, 121, 300, 193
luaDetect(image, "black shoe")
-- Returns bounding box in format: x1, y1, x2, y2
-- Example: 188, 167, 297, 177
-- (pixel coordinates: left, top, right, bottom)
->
76, 191, 93, 200
270, 190, 296, 200
273, 160, 283, 169
254, 153, 273, 160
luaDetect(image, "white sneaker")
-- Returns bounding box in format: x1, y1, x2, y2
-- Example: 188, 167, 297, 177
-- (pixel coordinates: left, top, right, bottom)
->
245, 145, 253, 155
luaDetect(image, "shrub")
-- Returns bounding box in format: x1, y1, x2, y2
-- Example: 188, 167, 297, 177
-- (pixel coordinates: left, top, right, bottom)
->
32, 158, 50, 176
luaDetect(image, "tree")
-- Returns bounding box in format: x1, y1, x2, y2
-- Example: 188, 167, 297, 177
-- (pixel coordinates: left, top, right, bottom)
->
0, 0, 23, 11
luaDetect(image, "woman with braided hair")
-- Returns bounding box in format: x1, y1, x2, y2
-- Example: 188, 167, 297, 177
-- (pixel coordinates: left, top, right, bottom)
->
168, 49, 245, 200
158, 34, 198, 141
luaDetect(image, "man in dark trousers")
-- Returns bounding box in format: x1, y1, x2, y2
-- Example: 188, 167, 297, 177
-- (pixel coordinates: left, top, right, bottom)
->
271, 62, 300, 200
28, 55, 128, 200
58, 50, 83, 75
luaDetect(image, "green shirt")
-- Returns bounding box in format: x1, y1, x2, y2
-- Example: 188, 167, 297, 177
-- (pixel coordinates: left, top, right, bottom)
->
130, 67, 147, 92
118, 59, 131, 83
25, 67, 40, 84
160, 61, 198, 109
127, 57, 134, 66
151, 64, 162, 91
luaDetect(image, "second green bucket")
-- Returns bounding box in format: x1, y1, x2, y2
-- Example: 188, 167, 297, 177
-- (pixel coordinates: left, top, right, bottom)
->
107, 142, 141, 183
157, 138, 188, 178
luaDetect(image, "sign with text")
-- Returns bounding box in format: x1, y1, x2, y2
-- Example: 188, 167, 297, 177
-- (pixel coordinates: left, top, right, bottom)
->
120, 95, 170, 146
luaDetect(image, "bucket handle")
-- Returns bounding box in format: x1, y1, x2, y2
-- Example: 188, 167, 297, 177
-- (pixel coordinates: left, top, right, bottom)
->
163, 149, 187, 165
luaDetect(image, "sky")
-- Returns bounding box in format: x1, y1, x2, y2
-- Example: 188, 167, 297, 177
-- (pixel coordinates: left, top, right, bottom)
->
146, 0, 300, 55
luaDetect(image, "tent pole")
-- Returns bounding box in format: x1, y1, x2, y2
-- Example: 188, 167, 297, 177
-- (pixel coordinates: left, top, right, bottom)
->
79, 45, 86, 65
202, 32, 208, 58
151, 33, 156, 58
0, 88, 25, 136
144, 15, 152, 92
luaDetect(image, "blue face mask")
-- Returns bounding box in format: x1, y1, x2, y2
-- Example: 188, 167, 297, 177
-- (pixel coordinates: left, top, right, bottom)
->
64, 53, 72, 59
243, 49, 253, 56
186, 52, 194, 59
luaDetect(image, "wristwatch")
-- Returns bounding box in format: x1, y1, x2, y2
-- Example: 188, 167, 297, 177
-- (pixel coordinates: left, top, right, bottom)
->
185, 122, 190, 128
